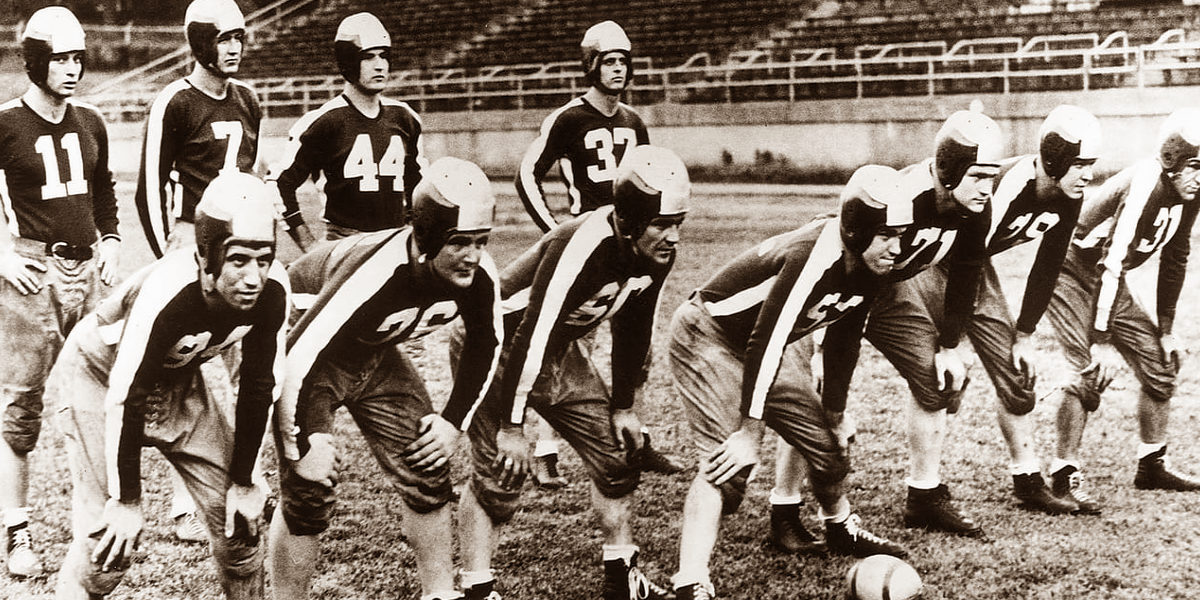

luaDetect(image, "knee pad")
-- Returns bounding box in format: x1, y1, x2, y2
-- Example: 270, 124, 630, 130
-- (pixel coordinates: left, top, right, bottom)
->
1143, 384, 1175, 404
73, 541, 126, 596
808, 453, 850, 487
280, 468, 335, 536
3, 389, 44, 454
592, 464, 640, 500
213, 533, 263, 579
400, 474, 454, 514
717, 466, 752, 515
1067, 378, 1102, 413
470, 476, 521, 525
1000, 385, 1037, 416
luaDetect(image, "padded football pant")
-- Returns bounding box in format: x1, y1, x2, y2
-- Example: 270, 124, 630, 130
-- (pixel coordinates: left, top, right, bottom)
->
1043, 247, 1175, 412
669, 298, 848, 512
0, 237, 101, 454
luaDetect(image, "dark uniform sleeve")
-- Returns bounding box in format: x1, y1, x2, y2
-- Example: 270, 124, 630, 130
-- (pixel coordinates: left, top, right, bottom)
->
940, 208, 990, 348
86, 109, 120, 240
516, 114, 571, 233
739, 252, 808, 419
1015, 199, 1082, 333
609, 274, 664, 411
401, 114, 425, 224
271, 117, 323, 232
229, 282, 287, 486
496, 238, 563, 425
439, 263, 503, 429
1156, 200, 1199, 336
135, 94, 182, 258
819, 305, 869, 413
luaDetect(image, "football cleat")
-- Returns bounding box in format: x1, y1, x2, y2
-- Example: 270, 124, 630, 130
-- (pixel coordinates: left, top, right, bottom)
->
825, 513, 909, 558
1134, 447, 1200, 491
674, 580, 716, 600
175, 512, 208, 544
903, 484, 986, 538
464, 579, 502, 600
532, 453, 569, 490
768, 503, 824, 554
1050, 466, 1102, 515
5, 523, 42, 578
602, 552, 674, 600
635, 432, 685, 475
1013, 472, 1078, 515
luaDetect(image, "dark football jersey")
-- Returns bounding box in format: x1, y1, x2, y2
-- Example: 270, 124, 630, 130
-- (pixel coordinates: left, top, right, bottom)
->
0, 98, 118, 246
271, 95, 426, 233
988, 155, 1082, 333
890, 160, 990, 348
497, 206, 668, 424
80, 251, 288, 502
1071, 158, 1199, 335
280, 228, 501, 450
516, 97, 649, 232
136, 78, 262, 257
694, 218, 880, 417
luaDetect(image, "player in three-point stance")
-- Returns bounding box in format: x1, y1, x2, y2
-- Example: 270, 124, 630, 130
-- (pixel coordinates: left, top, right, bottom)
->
956, 105, 1103, 515
50, 172, 288, 600
669, 166, 912, 600
1043, 108, 1200, 512
854, 110, 1002, 538
455, 145, 686, 600
270, 12, 427, 251
0, 6, 121, 578
515, 20, 679, 487
134, 0, 266, 543
267, 158, 501, 600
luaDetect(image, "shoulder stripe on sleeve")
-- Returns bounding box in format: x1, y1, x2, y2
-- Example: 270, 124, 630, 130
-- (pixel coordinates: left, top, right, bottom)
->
748, 220, 842, 419
987, 156, 1035, 245
142, 79, 191, 252
268, 96, 347, 181
703, 276, 777, 317
0, 170, 18, 238
1096, 159, 1158, 331
510, 208, 610, 422
458, 251, 505, 430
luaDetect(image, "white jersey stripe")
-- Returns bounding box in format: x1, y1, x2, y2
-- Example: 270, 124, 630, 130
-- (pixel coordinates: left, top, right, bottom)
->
459, 252, 505, 430
703, 276, 777, 317
0, 171, 18, 238
987, 156, 1034, 246
142, 79, 191, 253
267, 96, 348, 182
1096, 159, 1157, 332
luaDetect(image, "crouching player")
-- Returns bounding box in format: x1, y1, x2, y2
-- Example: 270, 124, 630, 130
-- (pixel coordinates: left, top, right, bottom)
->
268, 157, 502, 600
50, 172, 287, 600
454, 145, 687, 600
670, 166, 911, 600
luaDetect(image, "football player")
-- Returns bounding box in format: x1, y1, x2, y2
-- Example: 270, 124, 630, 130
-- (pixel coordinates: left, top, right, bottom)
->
267, 157, 501, 600
854, 110, 1002, 538
134, 0, 264, 542
1044, 107, 1200, 511
454, 146, 685, 600
49, 172, 287, 600
0, 6, 121, 578
270, 12, 428, 251
670, 166, 912, 600
515, 20, 679, 485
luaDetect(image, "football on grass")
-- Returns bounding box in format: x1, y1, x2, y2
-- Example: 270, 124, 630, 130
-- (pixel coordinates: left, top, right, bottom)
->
846, 554, 923, 600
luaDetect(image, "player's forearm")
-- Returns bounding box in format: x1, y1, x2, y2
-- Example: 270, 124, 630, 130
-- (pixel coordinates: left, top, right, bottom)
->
230, 392, 271, 487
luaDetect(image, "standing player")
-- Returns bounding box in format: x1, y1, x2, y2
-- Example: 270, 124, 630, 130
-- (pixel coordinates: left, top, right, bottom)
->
134, 0, 263, 542
669, 166, 912, 600
49, 173, 287, 600
958, 105, 1102, 515
267, 158, 501, 600
0, 6, 121, 578
455, 145, 686, 600
859, 110, 1002, 537
516, 20, 679, 482
1044, 108, 1200, 512
270, 12, 427, 251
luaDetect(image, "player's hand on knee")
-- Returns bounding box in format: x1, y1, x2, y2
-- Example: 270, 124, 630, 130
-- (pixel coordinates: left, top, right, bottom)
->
1160, 333, 1184, 375
295, 433, 338, 487
611, 408, 645, 455
0, 251, 46, 295
494, 425, 531, 489
91, 499, 142, 572
1011, 331, 1038, 391
1083, 341, 1122, 393
96, 237, 121, 286
935, 345, 969, 393
704, 428, 760, 486
225, 482, 267, 541
405, 413, 459, 473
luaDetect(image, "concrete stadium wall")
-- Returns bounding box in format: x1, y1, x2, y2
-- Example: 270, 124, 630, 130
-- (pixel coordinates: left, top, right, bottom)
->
305, 86, 1200, 177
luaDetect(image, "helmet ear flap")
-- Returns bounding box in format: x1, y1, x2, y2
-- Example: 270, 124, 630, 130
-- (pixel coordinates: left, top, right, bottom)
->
1157, 108, 1200, 174
411, 157, 495, 258
612, 145, 690, 240
933, 110, 1003, 189
21, 6, 86, 90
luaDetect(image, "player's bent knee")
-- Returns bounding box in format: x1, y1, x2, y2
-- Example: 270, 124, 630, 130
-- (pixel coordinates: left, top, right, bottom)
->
593, 467, 640, 500
280, 470, 335, 536
213, 535, 263, 579
400, 477, 454, 514
1144, 384, 1175, 404
717, 467, 752, 515
1001, 388, 1037, 416
70, 539, 126, 596
470, 477, 520, 525
3, 390, 44, 454
1066, 380, 1102, 412
809, 454, 850, 486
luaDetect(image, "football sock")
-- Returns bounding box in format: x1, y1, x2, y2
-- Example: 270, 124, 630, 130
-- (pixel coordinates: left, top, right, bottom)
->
769, 489, 805, 505
2, 507, 30, 528
817, 500, 851, 523
533, 440, 560, 458
905, 477, 939, 490
1009, 462, 1040, 476
1050, 458, 1078, 475
1137, 442, 1165, 460
460, 569, 494, 589
602, 544, 638, 563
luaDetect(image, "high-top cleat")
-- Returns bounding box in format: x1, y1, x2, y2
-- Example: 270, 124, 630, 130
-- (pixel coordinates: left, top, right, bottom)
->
1050, 466, 1101, 515
674, 581, 716, 600
1013, 472, 1078, 515
602, 551, 674, 600
5, 523, 42, 578
768, 503, 824, 554
532, 453, 569, 489
636, 432, 685, 475
903, 484, 986, 538
825, 513, 909, 558
1134, 447, 1200, 491
464, 579, 502, 600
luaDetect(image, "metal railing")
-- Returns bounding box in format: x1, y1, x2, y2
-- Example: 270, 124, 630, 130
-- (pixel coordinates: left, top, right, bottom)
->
85, 32, 1200, 120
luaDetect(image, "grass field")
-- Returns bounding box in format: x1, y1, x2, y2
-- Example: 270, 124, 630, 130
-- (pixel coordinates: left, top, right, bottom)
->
3, 132, 1200, 600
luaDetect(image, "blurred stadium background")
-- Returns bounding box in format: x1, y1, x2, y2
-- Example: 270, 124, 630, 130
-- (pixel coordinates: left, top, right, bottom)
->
2, 0, 1199, 178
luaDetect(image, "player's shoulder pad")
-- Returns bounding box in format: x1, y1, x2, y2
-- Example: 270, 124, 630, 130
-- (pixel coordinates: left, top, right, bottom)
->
0, 98, 22, 114
540, 97, 586, 133
290, 95, 350, 137
148, 78, 193, 113
227, 77, 256, 92
381, 97, 422, 123
66, 99, 108, 122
